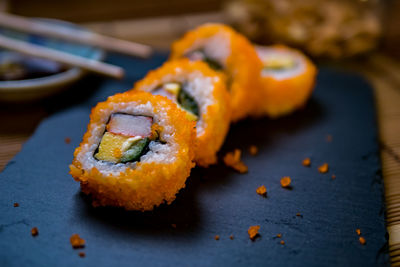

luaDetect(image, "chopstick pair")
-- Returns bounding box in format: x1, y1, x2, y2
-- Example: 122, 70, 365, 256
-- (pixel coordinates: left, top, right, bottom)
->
0, 13, 154, 79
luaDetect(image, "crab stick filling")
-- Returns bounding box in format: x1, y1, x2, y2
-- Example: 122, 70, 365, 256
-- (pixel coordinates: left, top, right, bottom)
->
153, 82, 199, 121
94, 114, 158, 164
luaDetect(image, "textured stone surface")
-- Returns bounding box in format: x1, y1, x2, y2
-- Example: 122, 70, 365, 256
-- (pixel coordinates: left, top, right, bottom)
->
0, 53, 388, 266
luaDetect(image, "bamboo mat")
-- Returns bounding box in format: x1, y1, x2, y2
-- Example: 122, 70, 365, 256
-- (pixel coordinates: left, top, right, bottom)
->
0, 14, 399, 264
363, 55, 400, 266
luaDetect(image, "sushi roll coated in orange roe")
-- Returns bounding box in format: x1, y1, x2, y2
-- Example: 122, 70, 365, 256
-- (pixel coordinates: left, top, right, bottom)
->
254, 45, 317, 118
69, 91, 196, 211
170, 23, 263, 122
132, 59, 231, 167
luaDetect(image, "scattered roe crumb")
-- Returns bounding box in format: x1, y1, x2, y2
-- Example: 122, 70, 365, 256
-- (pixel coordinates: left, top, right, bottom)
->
256, 185, 267, 197
215, 235, 220, 241
296, 213, 302, 217
171, 224, 177, 229
70, 234, 85, 249
302, 158, 311, 167
359, 236, 366, 245
230, 235, 234, 240
332, 174, 336, 180
223, 149, 248, 173
276, 233, 282, 238
13, 202, 19, 207
79, 252, 85, 258
249, 145, 258, 156
326, 134, 333, 142
31, 227, 38, 236
280, 240, 285, 245
318, 163, 329, 173
280, 176, 291, 188
356, 229, 361, 236
248, 225, 260, 240
65, 137, 71, 144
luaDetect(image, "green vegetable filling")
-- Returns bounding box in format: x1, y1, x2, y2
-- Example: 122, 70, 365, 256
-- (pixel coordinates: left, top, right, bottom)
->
177, 86, 199, 117
120, 138, 150, 163
203, 57, 223, 71
187, 50, 223, 71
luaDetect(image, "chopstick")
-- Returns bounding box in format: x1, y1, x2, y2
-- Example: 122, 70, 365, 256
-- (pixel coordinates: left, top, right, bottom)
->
0, 12, 153, 58
0, 34, 124, 79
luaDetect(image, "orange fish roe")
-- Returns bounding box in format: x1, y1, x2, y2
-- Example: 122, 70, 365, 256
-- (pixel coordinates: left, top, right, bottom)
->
79, 252, 85, 258
223, 149, 248, 173
256, 185, 267, 197
171, 224, 177, 229
248, 225, 260, 240
230, 235, 234, 240
356, 229, 361, 236
65, 137, 71, 144
13, 202, 19, 207
276, 233, 282, 238
302, 158, 311, 167
318, 163, 329, 173
326, 134, 333, 142
331, 174, 336, 179
296, 213, 302, 217
249, 145, 258, 156
280, 240, 285, 245
31, 227, 38, 236
215, 235, 220, 240
70, 234, 85, 249
359, 236, 366, 245
280, 176, 291, 188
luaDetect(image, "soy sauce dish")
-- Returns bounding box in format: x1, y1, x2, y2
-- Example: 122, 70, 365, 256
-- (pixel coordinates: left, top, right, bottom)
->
0, 19, 103, 102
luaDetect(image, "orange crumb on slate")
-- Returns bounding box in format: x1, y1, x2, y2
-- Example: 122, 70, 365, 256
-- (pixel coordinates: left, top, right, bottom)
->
280, 176, 291, 188
318, 163, 329, 173
331, 174, 336, 179
248, 225, 260, 240
359, 236, 366, 245
256, 185, 267, 196
296, 213, 301, 217
79, 252, 85, 258
249, 145, 258, 156
31, 227, 38, 236
13, 202, 19, 207
171, 224, 177, 228
276, 233, 282, 238
215, 235, 220, 240
326, 134, 333, 142
302, 158, 311, 167
223, 149, 248, 173
356, 229, 361, 236
70, 234, 85, 249
65, 137, 71, 144
280, 240, 285, 245
230, 235, 234, 240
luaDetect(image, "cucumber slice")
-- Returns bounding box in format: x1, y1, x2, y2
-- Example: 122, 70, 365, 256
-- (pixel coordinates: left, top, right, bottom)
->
120, 138, 149, 163
186, 50, 223, 70
203, 57, 223, 71
178, 89, 199, 117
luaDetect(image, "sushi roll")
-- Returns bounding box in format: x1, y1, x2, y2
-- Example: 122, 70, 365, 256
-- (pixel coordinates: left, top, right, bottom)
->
69, 91, 196, 211
170, 23, 262, 122
254, 45, 317, 118
133, 59, 231, 167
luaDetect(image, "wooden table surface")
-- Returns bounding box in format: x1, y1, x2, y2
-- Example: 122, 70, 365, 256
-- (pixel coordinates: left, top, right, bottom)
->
0, 15, 399, 265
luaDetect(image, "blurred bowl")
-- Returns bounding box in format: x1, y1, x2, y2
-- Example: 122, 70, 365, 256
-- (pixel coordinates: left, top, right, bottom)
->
0, 18, 104, 102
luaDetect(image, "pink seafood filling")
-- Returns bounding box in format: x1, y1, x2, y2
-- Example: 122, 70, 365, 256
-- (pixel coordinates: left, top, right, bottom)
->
107, 114, 152, 137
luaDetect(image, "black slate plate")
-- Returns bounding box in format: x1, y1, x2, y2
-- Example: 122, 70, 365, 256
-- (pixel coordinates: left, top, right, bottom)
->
0, 53, 388, 267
